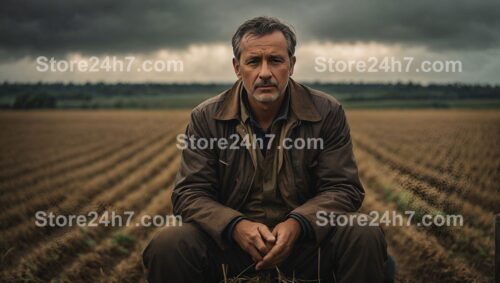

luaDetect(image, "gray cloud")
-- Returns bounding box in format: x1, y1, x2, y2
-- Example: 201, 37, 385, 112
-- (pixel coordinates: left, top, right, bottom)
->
1, 0, 499, 61
302, 0, 500, 50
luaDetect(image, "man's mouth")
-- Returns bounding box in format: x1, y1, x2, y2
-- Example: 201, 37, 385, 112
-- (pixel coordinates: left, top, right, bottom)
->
255, 85, 276, 89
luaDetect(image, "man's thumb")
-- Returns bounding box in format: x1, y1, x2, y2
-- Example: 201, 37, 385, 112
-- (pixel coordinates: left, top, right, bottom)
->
258, 226, 276, 243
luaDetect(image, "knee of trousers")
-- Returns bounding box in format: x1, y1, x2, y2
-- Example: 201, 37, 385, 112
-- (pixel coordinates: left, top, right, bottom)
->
333, 213, 387, 250
142, 223, 209, 267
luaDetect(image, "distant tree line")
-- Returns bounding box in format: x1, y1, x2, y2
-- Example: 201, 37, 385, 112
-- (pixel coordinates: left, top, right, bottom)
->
0, 81, 499, 109
12, 93, 57, 109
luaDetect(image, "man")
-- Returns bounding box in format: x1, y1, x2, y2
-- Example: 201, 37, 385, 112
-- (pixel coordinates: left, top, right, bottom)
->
143, 16, 388, 283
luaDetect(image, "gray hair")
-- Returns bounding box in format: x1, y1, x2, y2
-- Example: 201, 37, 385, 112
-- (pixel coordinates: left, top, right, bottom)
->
231, 16, 296, 61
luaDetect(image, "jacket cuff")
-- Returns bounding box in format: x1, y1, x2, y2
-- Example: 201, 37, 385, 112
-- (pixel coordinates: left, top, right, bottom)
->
287, 212, 313, 241
223, 216, 247, 244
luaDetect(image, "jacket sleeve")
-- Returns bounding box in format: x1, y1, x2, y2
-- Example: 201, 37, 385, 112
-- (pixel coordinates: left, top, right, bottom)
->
291, 103, 365, 244
171, 107, 243, 249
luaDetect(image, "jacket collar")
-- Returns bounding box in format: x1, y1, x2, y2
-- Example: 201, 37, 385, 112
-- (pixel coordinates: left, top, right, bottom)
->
214, 78, 321, 122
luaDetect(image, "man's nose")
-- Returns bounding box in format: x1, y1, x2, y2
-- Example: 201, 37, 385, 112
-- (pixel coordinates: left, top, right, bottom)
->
258, 61, 272, 80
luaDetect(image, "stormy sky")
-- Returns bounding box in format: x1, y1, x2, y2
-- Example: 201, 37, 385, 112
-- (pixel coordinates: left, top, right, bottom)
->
1, 0, 499, 83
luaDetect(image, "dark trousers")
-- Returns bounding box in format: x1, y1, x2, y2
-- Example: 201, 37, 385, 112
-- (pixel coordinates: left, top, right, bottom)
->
142, 214, 388, 283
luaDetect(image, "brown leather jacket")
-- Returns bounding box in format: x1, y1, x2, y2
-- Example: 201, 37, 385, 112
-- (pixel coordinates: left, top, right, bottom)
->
172, 78, 365, 249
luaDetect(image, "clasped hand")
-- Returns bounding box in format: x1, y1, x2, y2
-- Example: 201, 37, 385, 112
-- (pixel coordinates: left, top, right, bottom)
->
232, 218, 301, 271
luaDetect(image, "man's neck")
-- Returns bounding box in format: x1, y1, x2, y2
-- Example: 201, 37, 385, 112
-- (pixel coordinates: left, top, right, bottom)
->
247, 93, 285, 131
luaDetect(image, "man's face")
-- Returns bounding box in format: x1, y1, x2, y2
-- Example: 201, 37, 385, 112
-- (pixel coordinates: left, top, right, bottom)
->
233, 31, 296, 104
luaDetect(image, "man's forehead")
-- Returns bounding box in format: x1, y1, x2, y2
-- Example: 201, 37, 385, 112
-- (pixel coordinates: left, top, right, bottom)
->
240, 31, 288, 54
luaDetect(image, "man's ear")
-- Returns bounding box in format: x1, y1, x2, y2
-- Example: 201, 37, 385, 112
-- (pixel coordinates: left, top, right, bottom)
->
232, 58, 242, 80
289, 56, 296, 76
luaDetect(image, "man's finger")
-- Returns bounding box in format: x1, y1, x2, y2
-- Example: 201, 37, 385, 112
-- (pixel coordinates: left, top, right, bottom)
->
253, 235, 270, 256
256, 242, 285, 270
272, 226, 279, 237
258, 226, 276, 243
272, 249, 289, 265
247, 245, 263, 262
265, 228, 285, 260
261, 243, 291, 270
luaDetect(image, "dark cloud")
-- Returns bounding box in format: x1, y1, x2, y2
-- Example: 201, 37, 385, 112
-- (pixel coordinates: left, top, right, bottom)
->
301, 0, 500, 50
0, 0, 499, 61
